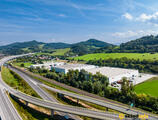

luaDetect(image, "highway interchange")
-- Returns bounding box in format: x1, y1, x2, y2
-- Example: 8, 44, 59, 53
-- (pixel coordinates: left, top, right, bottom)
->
9, 66, 80, 120
0, 54, 158, 120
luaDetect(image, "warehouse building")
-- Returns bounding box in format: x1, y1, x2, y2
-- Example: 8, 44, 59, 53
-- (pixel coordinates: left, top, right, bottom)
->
30, 62, 65, 69
86, 67, 139, 83
30, 62, 139, 84
52, 63, 96, 74
30, 62, 96, 74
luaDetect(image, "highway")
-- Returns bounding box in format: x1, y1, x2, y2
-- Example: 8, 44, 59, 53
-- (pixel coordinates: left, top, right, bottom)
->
9, 67, 80, 120
0, 72, 120, 120
0, 55, 158, 120
0, 80, 22, 120
0, 55, 23, 120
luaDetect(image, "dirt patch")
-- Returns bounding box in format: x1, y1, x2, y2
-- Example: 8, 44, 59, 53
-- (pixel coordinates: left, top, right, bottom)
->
19, 99, 51, 115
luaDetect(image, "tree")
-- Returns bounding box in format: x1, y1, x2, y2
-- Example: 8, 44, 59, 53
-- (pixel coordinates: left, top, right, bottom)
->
93, 72, 109, 85
20, 63, 24, 67
93, 81, 102, 94
83, 81, 93, 93
121, 77, 133, 96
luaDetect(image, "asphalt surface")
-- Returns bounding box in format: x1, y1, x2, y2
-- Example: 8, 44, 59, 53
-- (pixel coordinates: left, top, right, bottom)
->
10, 89, 120, 120
0, 81, 22, 120
9, 67, 80, 120
0, 55, 24, 120
0, 71, 120, 120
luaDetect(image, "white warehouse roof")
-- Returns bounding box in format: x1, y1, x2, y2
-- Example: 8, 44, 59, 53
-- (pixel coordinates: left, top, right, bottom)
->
86, 67, 138, 78
54, 63, 96, 70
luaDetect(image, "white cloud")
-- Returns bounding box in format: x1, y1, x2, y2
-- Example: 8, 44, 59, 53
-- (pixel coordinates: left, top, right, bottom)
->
137, 13, 152, 22
122, 13, 133, 20
122, 12, 158, 23
112, 30, 158, 39
136, 12, 158, 22
58, 14, 67, 17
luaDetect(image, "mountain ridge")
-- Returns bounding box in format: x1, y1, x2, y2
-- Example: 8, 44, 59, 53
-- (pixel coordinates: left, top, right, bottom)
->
0, 39, 113, 55
2, 35, 158, 55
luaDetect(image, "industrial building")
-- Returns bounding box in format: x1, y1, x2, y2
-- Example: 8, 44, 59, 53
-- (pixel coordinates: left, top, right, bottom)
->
86, 67, 139, 83
30, 62, 139, 84
30, 62, 65, 69
30, 62, 96, 74
52, 63, 96, 74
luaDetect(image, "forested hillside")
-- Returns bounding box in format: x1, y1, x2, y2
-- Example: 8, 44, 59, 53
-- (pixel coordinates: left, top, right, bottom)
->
120, 35, 158, 53
2, 35, 158, 55
0, 39, 113, 55
0, 40, 44, 55
95, 35, 158, 53
70, 39, 114, 55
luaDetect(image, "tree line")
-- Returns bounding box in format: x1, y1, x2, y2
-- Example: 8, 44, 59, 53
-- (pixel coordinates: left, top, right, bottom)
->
87, 57, 158, 73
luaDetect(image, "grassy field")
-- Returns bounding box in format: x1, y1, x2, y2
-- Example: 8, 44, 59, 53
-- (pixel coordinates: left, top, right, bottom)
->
13, 62, 33, 68
51, 48, 70, 56
134, 77, 158, 97
72, 53, 158, 61
36, 48, 70, 56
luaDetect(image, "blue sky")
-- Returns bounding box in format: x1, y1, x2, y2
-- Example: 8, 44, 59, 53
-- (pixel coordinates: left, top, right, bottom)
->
1, 0, 158, 45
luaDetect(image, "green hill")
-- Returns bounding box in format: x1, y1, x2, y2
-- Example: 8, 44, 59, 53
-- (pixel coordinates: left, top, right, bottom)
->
71, 39, 114, 55
73, 39, 113, 47
0, 39, 113, 55
120, 35, 158, 53
2, 35, 158, 55
43, 42, 71, 49
95, 35, 158, 53
0, 40, 44, 55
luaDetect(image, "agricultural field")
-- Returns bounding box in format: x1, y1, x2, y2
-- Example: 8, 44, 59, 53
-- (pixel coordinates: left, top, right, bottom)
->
134, 77, 158, 97
36, 48, 70, 56
51, 48, 70, 56
72, 53, 158, 61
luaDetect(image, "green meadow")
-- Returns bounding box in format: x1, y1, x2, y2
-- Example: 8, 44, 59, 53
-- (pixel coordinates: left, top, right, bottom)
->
36, 48, 70, 56
13, 62, 33, 68
51, 48, 70, 56
134, 77, 158, 97
73, 53, 158, 61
